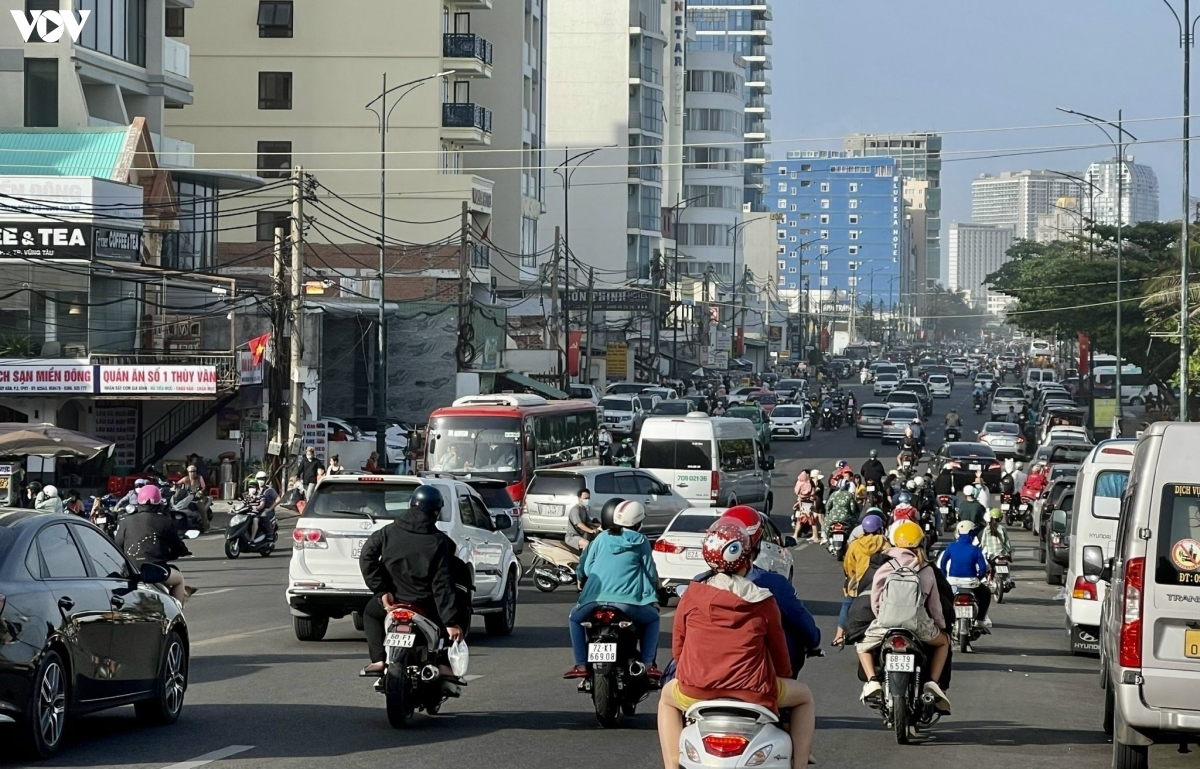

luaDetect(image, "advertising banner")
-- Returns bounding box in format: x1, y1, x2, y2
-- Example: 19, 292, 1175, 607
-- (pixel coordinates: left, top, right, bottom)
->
0, 364, 94, 394
98, 365, 217, 395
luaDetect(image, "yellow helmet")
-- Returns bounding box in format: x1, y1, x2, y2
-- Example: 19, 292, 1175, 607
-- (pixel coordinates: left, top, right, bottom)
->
891, 520, 924, 549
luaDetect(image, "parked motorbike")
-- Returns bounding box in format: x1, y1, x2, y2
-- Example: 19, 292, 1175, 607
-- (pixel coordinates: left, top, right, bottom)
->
870, 628, 941, 744
986, 555, 1014, 603
367, 603, 463, 728
948, 580, 985, 653
227, 500, 278, 558
527, 537, 580, 592
827, 522, 849, 561
576, 605, 652, 727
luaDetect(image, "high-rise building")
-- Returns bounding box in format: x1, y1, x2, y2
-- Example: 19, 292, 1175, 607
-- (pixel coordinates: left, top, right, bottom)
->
1084, 156, 1160, 226
1035, 196, 1085, 244
948, 222, 1015, 304
686, 1, 772, 212
971, 170, 1084, 240
542, 0, 680, 281
844, 133, 942, 284
766, 152, 904, 316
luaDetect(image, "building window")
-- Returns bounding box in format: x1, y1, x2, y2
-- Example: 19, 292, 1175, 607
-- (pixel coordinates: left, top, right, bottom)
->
165, 6, 185, 37
75, 0, 148, 66
777, 182, 787, 192
799, 213, 810, 220
258, 0, 293, 37
849, 183, 859, 192
256, 210, 290, 241
258, 72, 293, 109
800, 164, 811, 172
778, 260, 786, 270
789, 187, 797, 195
23, 59, 57, 127
820, 199, 829, 209
849, 231, 859, 240
849, 246, 859, 255
849, 215, 859, 224
163, 178, 219, 272
777, 229, 787, 240
777, 166, 787, 175
789, 204, 797, 211
849, 199, 859, 209
789, 236, 797, 243
790, 171, 797, 179
789, 267, 797, 273
799, 228, 810, 235
800, 180, 811, 187
777, 245, 787, 255
820, 276, 828, 287
776, 199, 786, 210
256, 141, 292, 178
520, 216, 538, 268
820, 182, 830, 193
820, 246, 829, 255
820, 230, 829, 239
819, 215, 829, 225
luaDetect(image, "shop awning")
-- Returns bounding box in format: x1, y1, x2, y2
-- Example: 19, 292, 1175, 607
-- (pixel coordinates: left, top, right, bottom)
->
0, 128, 129, 178
496, 371, 567, 399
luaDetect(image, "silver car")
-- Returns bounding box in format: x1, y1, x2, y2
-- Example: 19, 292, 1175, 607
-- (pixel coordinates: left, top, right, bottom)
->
522, 466, 690, 538
599, 394, 651, 436
976, 421, 1027, 459
855, 403, 890, 438
881, 407, 921, 445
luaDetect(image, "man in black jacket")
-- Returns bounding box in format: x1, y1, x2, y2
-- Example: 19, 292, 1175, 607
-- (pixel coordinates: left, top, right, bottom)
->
115, 491, 192, 604
359, 485, 464, 675
860, 450, 886, 485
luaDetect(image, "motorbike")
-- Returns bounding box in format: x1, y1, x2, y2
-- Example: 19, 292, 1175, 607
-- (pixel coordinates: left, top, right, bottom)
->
1000, 493, 1018, 526
919, 509, 940, 556
985, 555, 1014, 603
1017, 496, 1034, 531
226, 500, 278, 558
599, 442, 613, 466
368, 603, 463, 728
679, 699, 791, 768
820, 407, 834, 431
869, 628, 941, 744
948, 579, 986, 653
170, 487, 209, 533
89, 494, 120, 539
827, 522, 849, 561
938, 494, 957, 533
527, 537, 580, 592
943, 425, 961, 443
897, 453, 917, 481
577, 605, 652, 727
973, 397, 985, 414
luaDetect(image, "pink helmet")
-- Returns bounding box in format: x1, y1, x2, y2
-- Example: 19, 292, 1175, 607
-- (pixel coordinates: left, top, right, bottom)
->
137, 484, 162, 505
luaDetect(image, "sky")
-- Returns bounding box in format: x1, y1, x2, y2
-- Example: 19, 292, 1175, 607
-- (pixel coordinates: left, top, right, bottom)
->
771, 0, 1193, 254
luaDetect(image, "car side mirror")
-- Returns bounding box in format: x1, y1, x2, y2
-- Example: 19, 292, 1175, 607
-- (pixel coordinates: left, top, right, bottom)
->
1050, 509, 1068, 534
766, 456, 776, 471
782, 535, 798, 548
1081, 545, 1107, 579
493, 513, 513, 531
140, 562, 171, 585
183, 529, 200, 539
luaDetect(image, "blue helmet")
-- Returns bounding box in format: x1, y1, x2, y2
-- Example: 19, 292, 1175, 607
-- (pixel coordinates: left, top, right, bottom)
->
410, 485, 445, 516
894, 491, 913, 505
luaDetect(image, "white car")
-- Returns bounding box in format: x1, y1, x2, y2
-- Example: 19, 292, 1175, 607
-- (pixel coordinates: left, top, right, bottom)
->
769, 404, 812, 441
286, 474, 520, 640
726, 386, 763, 405
652, 508, 796, 600
927, 374, 952, 398
873, 373, 899, 396
950, 359, 970, 377
599, 393, 651, 436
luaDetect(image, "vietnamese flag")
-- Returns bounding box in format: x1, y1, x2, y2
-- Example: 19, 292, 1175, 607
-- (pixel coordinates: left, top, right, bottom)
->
248, 332, 271, 366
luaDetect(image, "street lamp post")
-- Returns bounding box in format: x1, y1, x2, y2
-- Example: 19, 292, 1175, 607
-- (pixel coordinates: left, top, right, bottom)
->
1049, 169, 1102, 259
1057, 106, 1139, 435
365, 70, 453, 464
726, 217, 770, 365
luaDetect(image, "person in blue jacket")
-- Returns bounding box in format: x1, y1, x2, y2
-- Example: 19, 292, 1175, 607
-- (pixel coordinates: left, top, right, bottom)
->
937, 520, 992, 625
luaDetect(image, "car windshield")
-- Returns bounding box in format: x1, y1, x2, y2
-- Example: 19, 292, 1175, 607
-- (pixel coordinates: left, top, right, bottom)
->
607, 383, 648, 395
877, 373, 898, 381
779, 380, 805, 390
599, 398, 633, 412
427, 416, 521, 479
773, 406, 805, 417
653, 401, 692, 415
977, 373, 994, 380
929, 376, 948, 384
639, 439, 713, 470
861, 406, 889, 417
995, 388, 1024, 398
526, 473, 585, 497
749, 394, 776, 404
667, 514, 723, 534
304, 481, 419, 520
1049, 445, 1093, 464
471, 485, 516, 508
726, 408, 762, 423
982, 423, 1019, 435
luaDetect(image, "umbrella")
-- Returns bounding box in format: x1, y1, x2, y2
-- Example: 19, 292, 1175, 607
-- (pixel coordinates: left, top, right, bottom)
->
0, 423, 115, 460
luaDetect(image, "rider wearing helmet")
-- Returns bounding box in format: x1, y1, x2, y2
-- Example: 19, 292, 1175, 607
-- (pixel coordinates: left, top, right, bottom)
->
957, 484, 987, 533
658, 517, 816, 769
856, 521, 951, 714
831, 459, 854, 486
359, 485, 463, 676
724, 505, 820, 673
938, 519, 992, 628
564, 499, 661, 680
248, 470, 279, 542
944, 408, 963, 429
115, 482, 192, 604
835, 513, 889, 647
860, 449, 886, 485
979, 508, 1013, 561
116, 477, 149, 510
33, 483, 63, 514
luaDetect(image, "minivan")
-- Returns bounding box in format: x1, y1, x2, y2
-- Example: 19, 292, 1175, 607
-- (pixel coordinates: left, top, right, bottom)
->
1064, 439, 1135, 655
1024, 367, 1056, 392
636, 416, 774, 513
1091, 424, 1200, 767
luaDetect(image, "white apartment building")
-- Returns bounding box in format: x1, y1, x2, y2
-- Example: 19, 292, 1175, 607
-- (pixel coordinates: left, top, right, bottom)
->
542, 0, 681, 282
1035, 196, 1085, 244
1084, 156, 1160, 226
166, 0, 521, 286
971, 170, 1084, 240
948, 222, 1014, 304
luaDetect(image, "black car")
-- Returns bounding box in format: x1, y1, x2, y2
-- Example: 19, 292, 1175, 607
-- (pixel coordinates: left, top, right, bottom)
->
1045, 492, 1075, 586
1037, 478, 1077, 546
0, 511, 189, 757
930, 442, 1003, 492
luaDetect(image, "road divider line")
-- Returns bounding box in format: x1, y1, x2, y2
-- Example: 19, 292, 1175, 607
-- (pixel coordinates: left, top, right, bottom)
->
161, 745, 254, 769
192, 625, 291, 648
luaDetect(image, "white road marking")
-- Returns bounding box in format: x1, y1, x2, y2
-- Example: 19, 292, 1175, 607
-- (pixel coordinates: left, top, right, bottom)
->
192, 625, 291, 648
161, 745, 254, 769
192, 587, 237, 597
463, 674, 485, 682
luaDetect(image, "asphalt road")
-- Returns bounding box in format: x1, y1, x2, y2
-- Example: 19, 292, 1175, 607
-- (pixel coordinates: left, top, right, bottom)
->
5, 382, 1195, 769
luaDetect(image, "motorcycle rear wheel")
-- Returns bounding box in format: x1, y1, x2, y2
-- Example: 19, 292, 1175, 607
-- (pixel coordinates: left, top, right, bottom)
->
385, 668, 415, 729
958, 621, 970, 653
892, 691, 910, 744
533, 574, 558, 592
592, 673, 621, 728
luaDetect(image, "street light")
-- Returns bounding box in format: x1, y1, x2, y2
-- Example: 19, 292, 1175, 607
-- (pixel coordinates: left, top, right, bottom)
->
1048, 169, 1103, 258
364, 69, 454, 464
1159, 0, 1199, 420
667, 193, 710, 378
1057, 106, 1139, 435
726, 216, 771, 364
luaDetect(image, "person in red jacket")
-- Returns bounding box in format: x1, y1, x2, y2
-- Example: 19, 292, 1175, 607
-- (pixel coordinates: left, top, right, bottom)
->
656, 517, 816, 769
1020, 461, 1048, 499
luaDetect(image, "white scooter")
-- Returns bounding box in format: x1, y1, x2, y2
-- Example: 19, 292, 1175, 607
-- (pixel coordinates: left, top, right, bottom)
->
679, 699, 791, 768
526, 537, 581, 592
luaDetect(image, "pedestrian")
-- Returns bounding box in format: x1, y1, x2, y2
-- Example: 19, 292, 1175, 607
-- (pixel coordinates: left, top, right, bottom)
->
5, 460, 24, 507
297, 447, 324, 500
365, 451, 380, 474
326, 454, 345, 475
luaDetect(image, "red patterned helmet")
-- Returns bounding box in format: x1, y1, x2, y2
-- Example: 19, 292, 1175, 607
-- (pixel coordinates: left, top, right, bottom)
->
702, 517, 753, 574
721, 505, 764, 548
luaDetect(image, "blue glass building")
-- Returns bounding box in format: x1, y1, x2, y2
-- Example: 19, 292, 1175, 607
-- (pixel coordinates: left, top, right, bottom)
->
764, 151, 904, 316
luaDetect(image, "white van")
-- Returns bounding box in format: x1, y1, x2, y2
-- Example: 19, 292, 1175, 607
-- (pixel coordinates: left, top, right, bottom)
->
1024, 367, 1056, 392
636, 416, 773, 513
1064, 438, 1136, 655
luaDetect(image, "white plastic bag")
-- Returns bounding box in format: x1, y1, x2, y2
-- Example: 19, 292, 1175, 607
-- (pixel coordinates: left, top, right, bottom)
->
448, 639, 469, 677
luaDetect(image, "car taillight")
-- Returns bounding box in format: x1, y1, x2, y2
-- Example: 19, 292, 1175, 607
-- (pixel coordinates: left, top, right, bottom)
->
653, 539, 686, 554
1016, 436, 1025, 443
989, 462, 1002, 470
1072, 577, 1098, 601
593, 608, 616, 623
938, 495, 951, 504
711, 473, 720, 501
1119, 557, 1144, 669
702, 735, 749, 758
292, 528, 328, 548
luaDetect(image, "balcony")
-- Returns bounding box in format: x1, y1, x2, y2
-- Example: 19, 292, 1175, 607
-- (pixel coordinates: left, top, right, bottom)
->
441, 102, 493, 145
628, 61, 662, 85
443, 33, 493, 78
629, 9, 665, 39
456, 0, 492, 9
163, 37, 190, 79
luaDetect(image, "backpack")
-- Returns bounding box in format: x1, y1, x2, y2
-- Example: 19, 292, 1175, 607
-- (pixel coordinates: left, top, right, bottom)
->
999, 473, 1016, 495
874, 559, 929, 631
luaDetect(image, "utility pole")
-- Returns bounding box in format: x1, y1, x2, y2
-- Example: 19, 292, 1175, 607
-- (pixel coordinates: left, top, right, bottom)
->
288, 166, 305, 472
1182, 0, 1193, 420
458, 200, 471, 353
585, 267, 595, 385
550, 228, 561, 384
268, 226, 287, 484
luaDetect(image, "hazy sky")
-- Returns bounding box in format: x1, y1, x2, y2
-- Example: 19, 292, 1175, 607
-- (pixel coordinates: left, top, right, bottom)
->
772, 0, 1193, 230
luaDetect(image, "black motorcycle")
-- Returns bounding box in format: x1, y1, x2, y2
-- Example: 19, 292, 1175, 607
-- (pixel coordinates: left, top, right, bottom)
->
89, 494, 120, 539
369, 603, 463, 728
820, 407, 835, 431
225, 501, 278, 558
577, 605, 653, 727
943, 425, 961, 443
870, 629, 941, 744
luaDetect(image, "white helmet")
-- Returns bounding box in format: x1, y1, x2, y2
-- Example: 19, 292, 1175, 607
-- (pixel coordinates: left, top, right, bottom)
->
43, 484, 58, 497
255, 471, 268, 481
906, 479, 917, 490
913, 476, 925, 488
612, 499, 646, 528
963, 484, 976, 498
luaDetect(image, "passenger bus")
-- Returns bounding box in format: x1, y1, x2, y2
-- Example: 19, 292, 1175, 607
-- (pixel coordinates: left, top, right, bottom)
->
425, 394, 599, 501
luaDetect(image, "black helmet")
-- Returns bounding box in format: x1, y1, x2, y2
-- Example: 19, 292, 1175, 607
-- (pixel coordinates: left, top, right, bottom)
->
27, 481, 42, 495
599, 497, 626, 531
410, 485, 444, 515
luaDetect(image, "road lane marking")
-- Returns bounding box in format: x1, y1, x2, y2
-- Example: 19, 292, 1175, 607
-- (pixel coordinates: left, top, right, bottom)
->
192, 625, 291, 648
161, 745, 254, 769
464, 674, 485, 682
191, 587, 237, 597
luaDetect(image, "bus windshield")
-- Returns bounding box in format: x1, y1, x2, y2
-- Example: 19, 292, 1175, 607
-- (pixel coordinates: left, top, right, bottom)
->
427, 415, 522, 480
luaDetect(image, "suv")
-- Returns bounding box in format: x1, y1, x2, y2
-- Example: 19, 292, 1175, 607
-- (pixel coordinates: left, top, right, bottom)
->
1092, 423, 1200, 767
884, 389, 924, 416
599, 393, 651, 436
990, 386, 1026, 420
286, 474, 520, 641
522, 466, 690, 538
896, 379, 933, 416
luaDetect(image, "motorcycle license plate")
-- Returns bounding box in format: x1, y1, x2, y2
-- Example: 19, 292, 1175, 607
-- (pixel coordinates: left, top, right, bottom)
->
588, 643, 617, 663
996, 565, 1010, 574
384, 632, 415, 648
832, 534, 845, 543
954, 605, 977, 619
350, 538, 367, 559
95, 515, 108, 525
939, 506, 949, 514
903, 462, 911, 468
1019, 504, 1030, 511
884, 654, 915, 673
685, 548, 703, 560
970, 463, 982, 472
867, 485, 876, 493
1001, 503, 1011, 511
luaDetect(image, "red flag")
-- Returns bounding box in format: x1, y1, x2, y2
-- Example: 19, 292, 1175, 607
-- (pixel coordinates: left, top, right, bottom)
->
1077, 333, 1090, 376
248, 332, 271, 366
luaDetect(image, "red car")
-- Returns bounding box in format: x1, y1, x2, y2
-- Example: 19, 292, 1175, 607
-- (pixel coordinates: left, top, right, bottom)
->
747, 392, 778, 415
